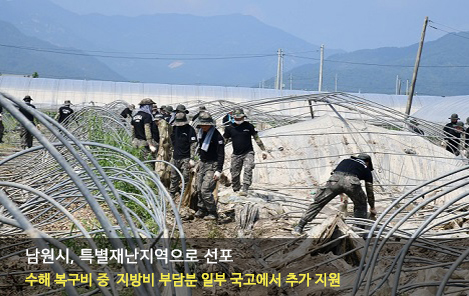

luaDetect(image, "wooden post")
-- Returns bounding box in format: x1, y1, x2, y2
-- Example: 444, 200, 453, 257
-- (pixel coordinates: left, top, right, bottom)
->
308, 99, 314, 119
405, 16, 429, 115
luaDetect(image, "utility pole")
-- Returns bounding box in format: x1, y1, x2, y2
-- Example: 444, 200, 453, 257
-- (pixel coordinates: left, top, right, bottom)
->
405, 16, 429, 115
335, 74, 338, 92
398, 78, 402, 95
275, 48, 284, 90
289, 73, 293, 90
406, 79, 409, 95
318, 44, 324, 92
395, 75, 400, 95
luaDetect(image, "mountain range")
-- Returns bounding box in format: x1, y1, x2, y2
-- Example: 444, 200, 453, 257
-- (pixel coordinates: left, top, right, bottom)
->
268, 32, 469, 96
0, 0, 341, 86
0, 0, 468, 96
0, 20, 124, 80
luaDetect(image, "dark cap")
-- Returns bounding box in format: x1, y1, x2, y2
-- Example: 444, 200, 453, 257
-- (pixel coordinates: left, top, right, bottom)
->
176, 104, 189, 114
351, 153, 374, 171
174, 112, 189, 126
449, 113, 460, 120
233, 108, 246, 118
139, 98, 156, 105
23, 95, 32, 101
196, 111, 215, 127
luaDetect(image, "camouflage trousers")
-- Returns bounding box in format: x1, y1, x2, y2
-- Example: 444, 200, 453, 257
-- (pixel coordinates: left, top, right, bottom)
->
300, 172, 368, 223
169, 158, 190, 196
196, 161, 218, 214
20, 126, 33, 149
230, 151, 255, 191
155, 143, 172, 187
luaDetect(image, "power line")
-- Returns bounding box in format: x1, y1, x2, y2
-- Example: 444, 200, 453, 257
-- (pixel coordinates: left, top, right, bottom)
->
428, 25, 469, 42
0, 41, 322, 60
286, 54, 469, 68
5, 39, 469, 68
0, 43, 277, 60
428, 20, 469, 37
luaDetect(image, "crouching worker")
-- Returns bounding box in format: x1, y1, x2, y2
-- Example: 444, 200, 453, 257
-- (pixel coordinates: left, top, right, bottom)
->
292, 153, 376, 235
195, 112, 225, 220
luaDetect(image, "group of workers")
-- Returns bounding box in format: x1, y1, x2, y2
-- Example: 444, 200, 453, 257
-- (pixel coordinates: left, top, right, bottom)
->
124, 99, 379, 233
10, 96, 75, 149
13, 97, 468, 235
127, 99, 268, 220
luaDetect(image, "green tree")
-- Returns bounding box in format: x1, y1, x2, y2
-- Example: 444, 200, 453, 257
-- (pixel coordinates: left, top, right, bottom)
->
32, 72, 39, 78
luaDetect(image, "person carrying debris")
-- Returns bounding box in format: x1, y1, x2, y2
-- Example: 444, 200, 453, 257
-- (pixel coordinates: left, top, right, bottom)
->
120, 104, 135, 119
223, 108, 268, 196
19, 95, 37, 149
443, 114, 462, 156
292, 153, 376, 235
169, 112, 198, 197
194, 112, 225, 220
131, 98, 159, 160
154, 112, 172, 187
55, 100, 74, 123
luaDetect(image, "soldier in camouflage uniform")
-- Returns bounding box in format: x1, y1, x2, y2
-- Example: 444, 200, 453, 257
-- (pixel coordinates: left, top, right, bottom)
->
292, 153, 376, 235
131, 98, 159, 160
169, 112, 197, 197
19, 96, 37, 149
154, 109, 172, 187
223, 108, 268, 196
195, 112, 225, 220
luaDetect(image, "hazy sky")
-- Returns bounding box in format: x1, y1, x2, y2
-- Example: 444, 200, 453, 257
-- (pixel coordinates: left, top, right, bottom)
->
48, 0, 469, 52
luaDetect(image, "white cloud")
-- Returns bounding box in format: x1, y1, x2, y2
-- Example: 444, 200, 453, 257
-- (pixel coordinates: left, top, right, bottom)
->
168, 61, 184, 69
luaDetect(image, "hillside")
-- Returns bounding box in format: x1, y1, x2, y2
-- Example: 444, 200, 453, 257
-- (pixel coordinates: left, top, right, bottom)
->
0, 20, 125, 81
268, 33, 469, 96
0, 0, 343, 86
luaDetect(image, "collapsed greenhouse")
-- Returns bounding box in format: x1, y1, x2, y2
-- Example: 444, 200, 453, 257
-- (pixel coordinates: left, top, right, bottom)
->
0, 81, 468, 295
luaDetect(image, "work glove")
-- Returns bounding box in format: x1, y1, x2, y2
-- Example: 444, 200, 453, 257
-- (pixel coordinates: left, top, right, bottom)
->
261, 151, 268, 160
213, 171, 221, 181
370, 207, 377, 216
149, 145, 157, 153
189, 159, 196, 168
36, 124, 42, 131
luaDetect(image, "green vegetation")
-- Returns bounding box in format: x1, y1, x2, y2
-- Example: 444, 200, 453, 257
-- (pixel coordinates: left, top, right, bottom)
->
207, 222, 225, 239
85, 115, 160, 235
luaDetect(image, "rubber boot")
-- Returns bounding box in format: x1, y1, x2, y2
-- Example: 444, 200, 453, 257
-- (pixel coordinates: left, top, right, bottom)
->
292, 219, 307, 236
239, 184, 249, 196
